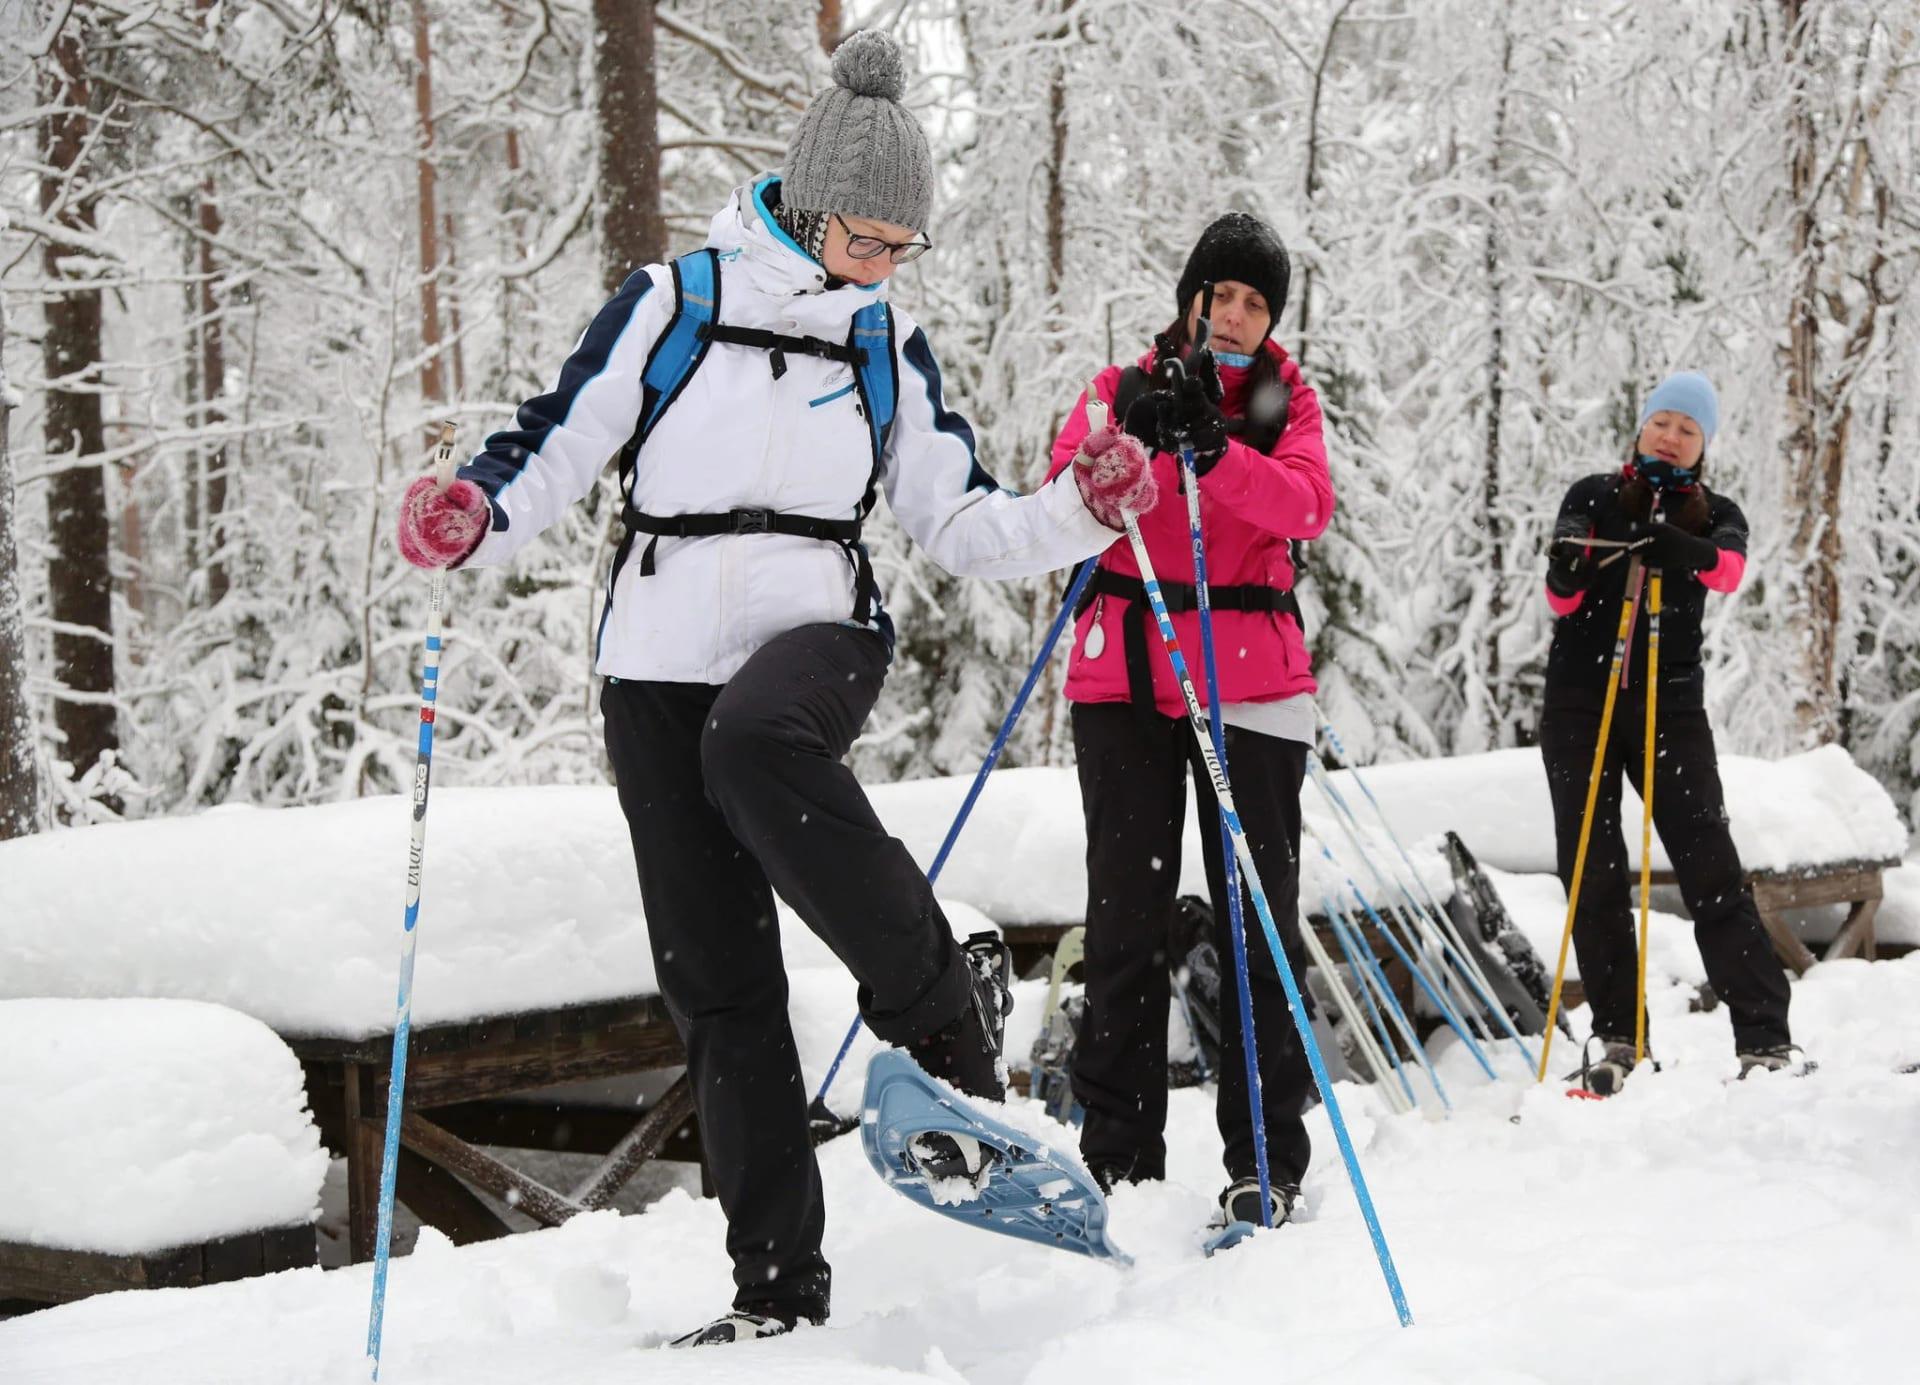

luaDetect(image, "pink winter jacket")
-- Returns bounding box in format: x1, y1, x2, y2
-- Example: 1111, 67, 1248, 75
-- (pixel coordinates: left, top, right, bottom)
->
1045, 341, 1334, 717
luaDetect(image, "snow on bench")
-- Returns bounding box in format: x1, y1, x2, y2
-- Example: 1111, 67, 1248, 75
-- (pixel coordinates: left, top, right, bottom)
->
0, 998, 326, 1305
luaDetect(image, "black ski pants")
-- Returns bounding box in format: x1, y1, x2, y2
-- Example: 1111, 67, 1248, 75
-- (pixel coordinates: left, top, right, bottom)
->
602, 623, 976, 1324
1539, 698, 1792, 1053
1070, 701, 1313, 1188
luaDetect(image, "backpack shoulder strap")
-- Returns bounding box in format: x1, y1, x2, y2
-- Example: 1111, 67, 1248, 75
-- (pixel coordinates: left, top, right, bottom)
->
637, 249, 721, 444
849, 301, 897, 514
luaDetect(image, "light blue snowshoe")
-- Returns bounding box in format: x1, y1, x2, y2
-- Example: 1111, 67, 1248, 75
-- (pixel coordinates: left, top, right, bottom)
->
860, 1048, 1129, 1264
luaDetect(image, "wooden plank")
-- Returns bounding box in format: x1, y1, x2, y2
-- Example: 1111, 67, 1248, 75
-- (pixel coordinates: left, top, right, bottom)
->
344, 1062, 384, 1264
283, 995, 679, 1066
0, 1241, 156, 1302
1752, 905, 1819, 977
261, 1224, 318, 1275
571, 1075, 697, 1211
398, 1113, 582, 1229
402, 1023, 685, 1108
1825, 898, 1880, 963
1751, 866, 1884, 914
396, 1148, 512, 1245
200, 1231, 262, 1285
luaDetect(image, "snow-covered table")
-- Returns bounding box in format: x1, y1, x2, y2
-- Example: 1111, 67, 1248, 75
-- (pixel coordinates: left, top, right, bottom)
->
0, 1000, 326, 1307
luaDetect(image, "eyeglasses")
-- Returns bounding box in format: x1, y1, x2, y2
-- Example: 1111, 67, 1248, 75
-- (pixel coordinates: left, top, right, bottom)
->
833, 213, 932, 264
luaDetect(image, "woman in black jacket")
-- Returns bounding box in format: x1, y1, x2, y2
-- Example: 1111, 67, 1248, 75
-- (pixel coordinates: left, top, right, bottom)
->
1540, 371, 1799, 1095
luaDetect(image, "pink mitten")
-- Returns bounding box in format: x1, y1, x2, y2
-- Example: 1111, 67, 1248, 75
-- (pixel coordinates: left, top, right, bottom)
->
397, 476, 490, 569
1072, 426, 1157, 531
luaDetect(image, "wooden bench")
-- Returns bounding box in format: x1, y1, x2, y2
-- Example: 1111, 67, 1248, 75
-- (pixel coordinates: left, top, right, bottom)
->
0, 1226, 315, 1315
288, 994, 701, 1263
1650, 857, 1898, 976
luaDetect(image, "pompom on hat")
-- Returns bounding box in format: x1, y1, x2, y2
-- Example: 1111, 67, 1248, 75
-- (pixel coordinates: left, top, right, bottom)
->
781, 30, 933, 232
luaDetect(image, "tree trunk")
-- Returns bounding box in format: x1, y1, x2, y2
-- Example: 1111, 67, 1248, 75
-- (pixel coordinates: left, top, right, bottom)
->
1778, 0, 1840, 744
593, 0, 665, 297
38, 21, 118, 797
816, 0, 841, 55
197, 173, 229, 605
412, 0, 447, 413
1480, 12, 1516, 745
0, 298, 40, 838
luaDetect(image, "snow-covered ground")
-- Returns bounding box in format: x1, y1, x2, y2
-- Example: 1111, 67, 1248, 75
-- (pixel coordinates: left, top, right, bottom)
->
4, 951, 1917, 1384
1, 750, 1913, 1382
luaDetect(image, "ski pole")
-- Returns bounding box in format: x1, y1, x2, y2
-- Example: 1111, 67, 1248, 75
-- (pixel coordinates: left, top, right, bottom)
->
1306, 753, 1537, 1076
1298, 910, 1411, 1114
1325, 896, 1445, 1112
1318, 841, 1500, 1082
1304, 758, 1501, 1051
1318, 721, 1528, 1043
366, 421, 460, 1381
812, 554, 1101, 1109
1538, 559, 1646, 1082
1155, 326, 1280, 1230
1117, 487, 1413, 1325
1635, 571, 1661, 1064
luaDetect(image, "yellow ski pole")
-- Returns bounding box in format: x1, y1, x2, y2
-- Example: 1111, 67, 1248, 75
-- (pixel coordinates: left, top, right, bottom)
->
1538, 558, 1647, 1082
1634, 572, 1662, 1065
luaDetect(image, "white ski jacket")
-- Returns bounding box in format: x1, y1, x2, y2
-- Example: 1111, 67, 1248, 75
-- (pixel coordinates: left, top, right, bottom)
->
458, 175, 1113, 684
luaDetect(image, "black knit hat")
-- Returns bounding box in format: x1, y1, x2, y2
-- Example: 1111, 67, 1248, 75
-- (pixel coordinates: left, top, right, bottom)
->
1175, 212, 1290, 332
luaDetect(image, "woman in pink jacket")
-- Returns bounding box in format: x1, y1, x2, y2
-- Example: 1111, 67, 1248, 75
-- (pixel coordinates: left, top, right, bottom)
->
1046, 212, 1334, 1228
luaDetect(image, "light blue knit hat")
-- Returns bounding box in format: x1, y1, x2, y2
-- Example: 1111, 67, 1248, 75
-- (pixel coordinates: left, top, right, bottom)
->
1639, 371, 1719, 445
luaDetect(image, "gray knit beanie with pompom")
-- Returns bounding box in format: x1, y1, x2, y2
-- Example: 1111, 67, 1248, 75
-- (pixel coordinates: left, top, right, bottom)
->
781, 29, 932, 232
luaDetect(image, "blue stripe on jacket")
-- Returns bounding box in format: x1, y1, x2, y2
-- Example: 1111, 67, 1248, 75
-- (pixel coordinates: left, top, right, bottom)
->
460, 268, 655, 529
901, 327, 999, 493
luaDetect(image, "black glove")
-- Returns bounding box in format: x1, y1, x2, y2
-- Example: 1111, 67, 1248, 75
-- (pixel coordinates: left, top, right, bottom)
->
1627, 520, 1720, 572
1160, 376, 1230, 474
1121, 386, 1174, 450
1545, 538, 1596, 598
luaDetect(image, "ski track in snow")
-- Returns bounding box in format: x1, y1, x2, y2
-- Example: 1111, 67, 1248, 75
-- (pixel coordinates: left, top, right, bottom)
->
4, 954, 1917, 1385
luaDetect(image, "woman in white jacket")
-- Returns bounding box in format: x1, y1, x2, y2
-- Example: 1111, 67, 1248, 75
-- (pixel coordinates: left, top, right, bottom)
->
396, 30, 1153, 1346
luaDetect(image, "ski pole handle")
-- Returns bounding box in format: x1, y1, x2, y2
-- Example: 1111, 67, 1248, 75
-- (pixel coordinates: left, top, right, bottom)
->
432, 419, 458, 491
1085, 381, 1108, 435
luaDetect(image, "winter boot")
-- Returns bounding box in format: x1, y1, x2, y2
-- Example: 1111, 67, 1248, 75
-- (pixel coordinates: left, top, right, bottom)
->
1567, 1035, 1640, 1097
1736, 1044, 1815, 1079
1216, 1177, 1299, 1229
669, 1310, 798, 1348
905, 933, 1013, 1182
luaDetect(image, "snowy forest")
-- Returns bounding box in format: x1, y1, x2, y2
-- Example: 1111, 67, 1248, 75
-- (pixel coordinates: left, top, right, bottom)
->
1, 0, 1916, 836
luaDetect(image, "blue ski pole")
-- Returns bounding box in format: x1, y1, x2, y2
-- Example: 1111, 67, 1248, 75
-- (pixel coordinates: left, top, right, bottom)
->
366, 421, 460, 1381
1322, 893, 1419, 1110
1321, 845, 1500, 1082
1326, 896, 1448, 1112
1307, 749, 1535, 1074
812, 555, 1101, 1108
1113, 452, 1412, 1324
1319, 723, 1544, 1060
1167, 358, 1276, 1227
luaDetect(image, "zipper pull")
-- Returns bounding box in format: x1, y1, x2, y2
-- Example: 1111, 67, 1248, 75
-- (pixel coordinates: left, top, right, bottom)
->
1083, 595, 1107, 658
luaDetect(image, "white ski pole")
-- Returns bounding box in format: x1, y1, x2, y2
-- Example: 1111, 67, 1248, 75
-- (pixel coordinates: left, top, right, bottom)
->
366, 421, 459, 1380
